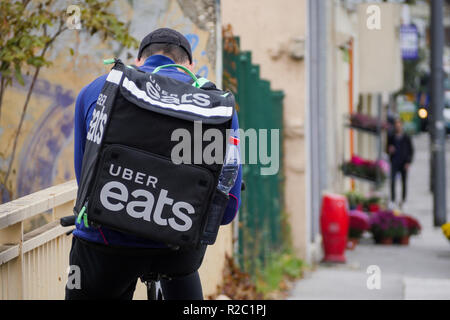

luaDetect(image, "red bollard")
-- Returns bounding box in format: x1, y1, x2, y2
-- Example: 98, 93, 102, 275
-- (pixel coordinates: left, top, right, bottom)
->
320, 193, 349, 263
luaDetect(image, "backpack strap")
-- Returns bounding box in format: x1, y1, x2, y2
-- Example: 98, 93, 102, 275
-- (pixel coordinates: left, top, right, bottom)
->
152, 64, 202, 88
196, 77, 211, 88
151, 64, 216, 90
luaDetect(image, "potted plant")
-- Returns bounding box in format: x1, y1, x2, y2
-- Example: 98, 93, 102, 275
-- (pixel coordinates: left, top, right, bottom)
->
403, 215, 421, 237
345, 191, 366, 210
345, 191, 383, 212
348, 113, 389, 133
341, 156, 388, 183
392, 216, 409, 245
348, 210, 370, 250
442, 222, 450, 243
365, 196, 382, 213
369, 211, 397, 244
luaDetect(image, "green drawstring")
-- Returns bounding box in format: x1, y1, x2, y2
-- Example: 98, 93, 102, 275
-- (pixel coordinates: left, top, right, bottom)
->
76, 206, 89, 228
103, 59, 209, 88
152, 64, 200, 87
103, 58, 115, 65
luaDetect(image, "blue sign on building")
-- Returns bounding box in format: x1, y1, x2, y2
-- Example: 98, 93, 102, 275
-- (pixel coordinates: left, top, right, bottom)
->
400, 24, 419, 60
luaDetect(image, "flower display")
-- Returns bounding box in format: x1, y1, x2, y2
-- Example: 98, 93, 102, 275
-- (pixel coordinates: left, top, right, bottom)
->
401, 215, 421, 236
348, 210, 370, 239
376, 159, 390, 175
369, 210, 408, 243
370, 210, 396, 239
368, 203, 380, 213
345, 191, 382, 211
349, 113, 389, 133
391, 215, 409, 239
341, 156, 388, 183
369, 210, 418, 245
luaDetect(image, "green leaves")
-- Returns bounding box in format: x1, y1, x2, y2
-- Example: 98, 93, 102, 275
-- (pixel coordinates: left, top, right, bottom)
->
0, 0, 138, 92
255, 251, 304, 298
14, 64, 24, 86
79, 1, 139, 50
0, 0, 139, 193
0, 0, 55, 89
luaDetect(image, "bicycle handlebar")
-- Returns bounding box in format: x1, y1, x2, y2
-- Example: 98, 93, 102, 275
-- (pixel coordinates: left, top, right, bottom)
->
60, 215, 76, 227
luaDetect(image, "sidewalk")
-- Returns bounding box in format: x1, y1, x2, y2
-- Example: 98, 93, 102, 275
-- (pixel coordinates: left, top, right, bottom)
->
289, 133, 450, 300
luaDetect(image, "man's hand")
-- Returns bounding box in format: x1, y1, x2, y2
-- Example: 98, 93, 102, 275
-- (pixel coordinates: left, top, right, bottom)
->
388, 145, 395, 154
404, 163, 410, 170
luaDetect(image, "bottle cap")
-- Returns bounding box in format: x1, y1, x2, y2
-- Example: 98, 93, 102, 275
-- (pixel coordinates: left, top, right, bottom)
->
229, 136, 240, 146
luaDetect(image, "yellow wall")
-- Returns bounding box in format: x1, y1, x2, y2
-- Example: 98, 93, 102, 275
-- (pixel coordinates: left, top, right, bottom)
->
222, 0, 308, 259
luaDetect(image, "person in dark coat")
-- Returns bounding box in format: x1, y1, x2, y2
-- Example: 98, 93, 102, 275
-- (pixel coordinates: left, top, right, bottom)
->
387, 119, 414, 208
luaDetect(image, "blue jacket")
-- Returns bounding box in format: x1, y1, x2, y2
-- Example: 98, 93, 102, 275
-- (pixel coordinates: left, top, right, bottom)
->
73, 55, 242, 247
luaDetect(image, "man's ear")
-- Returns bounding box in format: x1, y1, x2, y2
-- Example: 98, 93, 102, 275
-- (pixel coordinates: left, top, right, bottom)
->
135, 57, 145, 67
186, 61, 195, 73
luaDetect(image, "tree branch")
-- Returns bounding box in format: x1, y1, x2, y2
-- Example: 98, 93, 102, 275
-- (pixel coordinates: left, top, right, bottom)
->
0, 77, 5, 123
2, 19, 66, 189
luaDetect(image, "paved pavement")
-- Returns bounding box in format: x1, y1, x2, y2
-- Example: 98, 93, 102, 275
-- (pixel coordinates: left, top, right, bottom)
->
289, 133, 450, 300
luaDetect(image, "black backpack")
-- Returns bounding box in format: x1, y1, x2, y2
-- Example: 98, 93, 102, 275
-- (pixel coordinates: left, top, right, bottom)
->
74, 59, 235, 249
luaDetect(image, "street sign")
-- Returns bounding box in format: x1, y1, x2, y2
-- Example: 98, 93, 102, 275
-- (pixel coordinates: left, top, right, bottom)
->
400, 24, 419, 60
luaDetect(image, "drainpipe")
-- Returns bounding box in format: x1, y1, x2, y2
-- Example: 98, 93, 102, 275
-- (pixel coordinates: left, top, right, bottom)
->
348, 38, 355, 191
306, 0, 328, 259
430, 0, 447, 226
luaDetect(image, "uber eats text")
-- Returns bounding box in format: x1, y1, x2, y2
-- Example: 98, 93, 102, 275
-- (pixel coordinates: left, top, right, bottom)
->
99, 164, 195, 232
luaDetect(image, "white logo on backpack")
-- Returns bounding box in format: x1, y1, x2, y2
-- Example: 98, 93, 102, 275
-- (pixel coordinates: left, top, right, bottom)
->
87, 94, 108, 144
99, 164, 196, 232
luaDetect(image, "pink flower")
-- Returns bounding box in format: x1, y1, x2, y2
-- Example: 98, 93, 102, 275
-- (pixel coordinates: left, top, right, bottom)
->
349, 210, 370, 231
376, 160, 390, 174
351, 156, 365, 166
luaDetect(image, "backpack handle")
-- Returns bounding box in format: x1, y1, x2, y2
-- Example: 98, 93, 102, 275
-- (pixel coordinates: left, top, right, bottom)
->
152, 64, 201, 88
103, 59, 203, 88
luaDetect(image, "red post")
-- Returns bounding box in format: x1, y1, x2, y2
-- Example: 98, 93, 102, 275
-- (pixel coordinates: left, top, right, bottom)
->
320, 193, 349, 263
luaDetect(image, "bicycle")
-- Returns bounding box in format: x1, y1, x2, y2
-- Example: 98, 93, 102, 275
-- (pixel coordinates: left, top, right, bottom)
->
60, 215, 165, 300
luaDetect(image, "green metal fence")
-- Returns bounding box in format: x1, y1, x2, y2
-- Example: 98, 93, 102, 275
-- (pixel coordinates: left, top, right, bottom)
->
223, 36, 285, 274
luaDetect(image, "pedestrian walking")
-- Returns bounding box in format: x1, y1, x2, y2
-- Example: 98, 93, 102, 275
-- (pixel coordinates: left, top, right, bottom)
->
387, 119, 414, 209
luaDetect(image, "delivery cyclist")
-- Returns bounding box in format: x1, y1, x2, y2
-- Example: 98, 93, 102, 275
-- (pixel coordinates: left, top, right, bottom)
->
67, 28, 242, 300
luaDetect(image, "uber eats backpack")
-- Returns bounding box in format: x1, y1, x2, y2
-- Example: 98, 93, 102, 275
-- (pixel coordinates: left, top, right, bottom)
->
74, 59, 235, 249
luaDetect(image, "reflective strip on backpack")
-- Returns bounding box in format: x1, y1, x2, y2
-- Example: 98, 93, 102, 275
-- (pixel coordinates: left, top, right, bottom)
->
106, 69, 124, 85
122, 76, 233, 118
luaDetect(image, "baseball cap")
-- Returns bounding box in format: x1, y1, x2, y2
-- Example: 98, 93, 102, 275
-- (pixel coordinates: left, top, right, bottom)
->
137, 28, 193, 63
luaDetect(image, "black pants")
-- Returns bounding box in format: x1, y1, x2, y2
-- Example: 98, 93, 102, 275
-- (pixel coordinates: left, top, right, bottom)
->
65, 237, 206, 300
390, 164, 407, 203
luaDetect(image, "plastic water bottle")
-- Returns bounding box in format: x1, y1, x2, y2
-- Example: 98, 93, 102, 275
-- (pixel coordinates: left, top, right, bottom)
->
217, 136, 240, 194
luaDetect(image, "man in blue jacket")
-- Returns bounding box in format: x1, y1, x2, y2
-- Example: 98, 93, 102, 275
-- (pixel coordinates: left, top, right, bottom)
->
67, 28, 242, 300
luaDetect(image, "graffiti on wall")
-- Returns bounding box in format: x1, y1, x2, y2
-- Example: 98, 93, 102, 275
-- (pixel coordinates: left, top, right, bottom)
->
0, 0, 217, 203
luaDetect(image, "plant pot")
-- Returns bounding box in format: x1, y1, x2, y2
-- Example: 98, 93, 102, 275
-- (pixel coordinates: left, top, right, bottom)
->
347, 238, 359, 250
380, 237, 393, 245
399, 236, 409, 245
